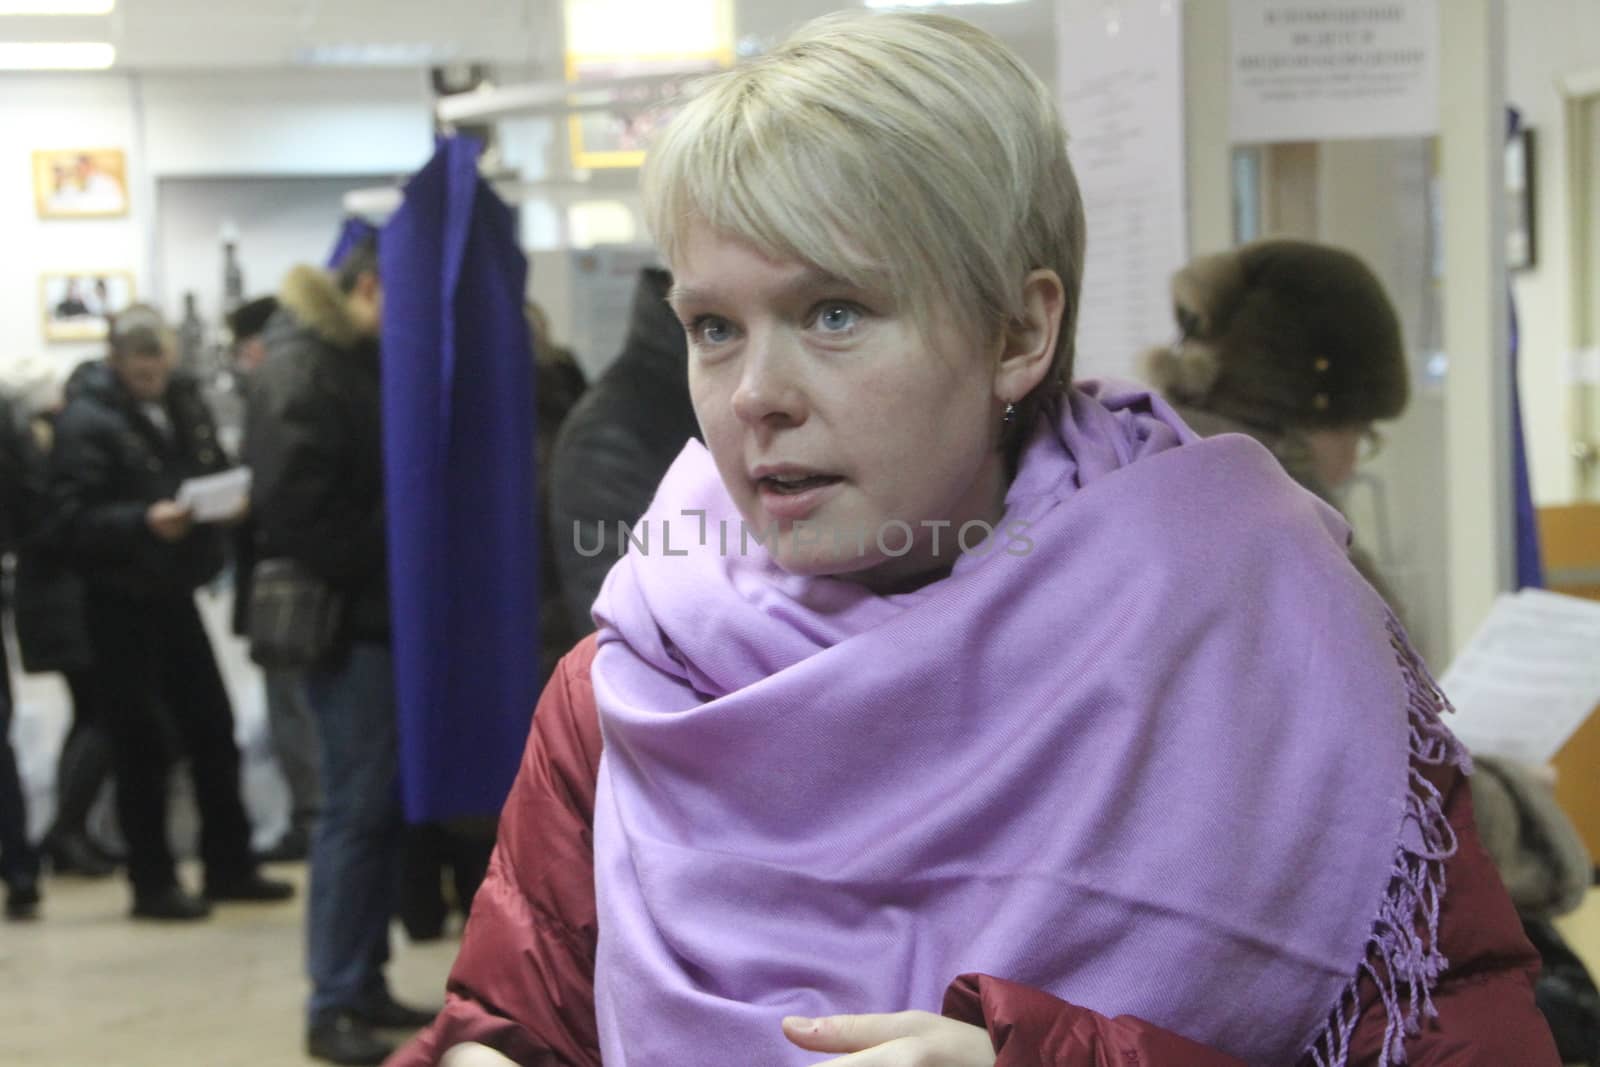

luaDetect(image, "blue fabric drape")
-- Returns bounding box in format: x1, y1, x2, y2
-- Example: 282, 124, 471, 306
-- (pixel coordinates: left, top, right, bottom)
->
1507, 107, 1545, 590
326, 217, 381, 271
378, 137, 538, 823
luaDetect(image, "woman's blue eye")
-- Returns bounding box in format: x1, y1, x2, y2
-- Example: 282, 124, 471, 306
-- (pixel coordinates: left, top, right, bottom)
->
689, 316, 733, 346
815, 303, 860, 334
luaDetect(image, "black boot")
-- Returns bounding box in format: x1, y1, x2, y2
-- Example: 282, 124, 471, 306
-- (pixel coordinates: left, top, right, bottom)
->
131, 885, 212, 921
355, 990, 439, 1030
307, 1010, 394, 1065
256, 825, 310, 863
5, 876, 41, 921
205, 871, 295, 903
45, 831, 116, 878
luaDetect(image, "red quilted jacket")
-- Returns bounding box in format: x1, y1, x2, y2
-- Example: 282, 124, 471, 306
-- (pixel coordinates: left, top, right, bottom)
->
388, 636, 1559, 1066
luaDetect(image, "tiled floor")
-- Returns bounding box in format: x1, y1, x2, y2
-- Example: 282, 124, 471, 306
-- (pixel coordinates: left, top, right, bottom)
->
7, 869, 1600, 1066
0, 862, 459, 1067
3, 588, 459, 1066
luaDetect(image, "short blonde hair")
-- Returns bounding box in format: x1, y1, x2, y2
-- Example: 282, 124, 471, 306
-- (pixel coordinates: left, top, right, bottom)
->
642, 11, 1087, 409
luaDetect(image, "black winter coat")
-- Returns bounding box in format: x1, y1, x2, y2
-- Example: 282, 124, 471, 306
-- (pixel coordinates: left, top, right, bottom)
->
49, 362, 229, 602
4, 398, 93, 673
244, 266, 389, 644
548, 268, 698, 634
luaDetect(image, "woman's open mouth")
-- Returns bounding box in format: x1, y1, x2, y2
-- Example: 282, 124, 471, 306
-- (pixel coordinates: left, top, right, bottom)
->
754, 472, 844, 521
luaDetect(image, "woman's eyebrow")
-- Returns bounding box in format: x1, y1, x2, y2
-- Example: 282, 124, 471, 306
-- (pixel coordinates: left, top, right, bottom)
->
668, 270, 860, 310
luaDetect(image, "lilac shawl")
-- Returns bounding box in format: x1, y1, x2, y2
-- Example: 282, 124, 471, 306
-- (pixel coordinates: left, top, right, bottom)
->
590, 383, 1463, 1066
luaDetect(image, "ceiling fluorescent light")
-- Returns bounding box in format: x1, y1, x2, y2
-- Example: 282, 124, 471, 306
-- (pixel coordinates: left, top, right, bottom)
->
0, 1, 115, 14
0, 41, 114, 68
296, 42, 458, 67
863, 0, 1024, 7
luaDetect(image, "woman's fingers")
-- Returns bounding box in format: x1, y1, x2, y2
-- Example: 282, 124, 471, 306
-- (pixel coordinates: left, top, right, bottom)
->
783, 1011, 944, 1053
781, 1011, 995, 1066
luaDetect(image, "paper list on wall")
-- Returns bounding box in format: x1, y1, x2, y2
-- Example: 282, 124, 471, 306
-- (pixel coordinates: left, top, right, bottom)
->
1057, 1, 1188, 385
1437, 589, 1600, 766
568, 245, 661, 382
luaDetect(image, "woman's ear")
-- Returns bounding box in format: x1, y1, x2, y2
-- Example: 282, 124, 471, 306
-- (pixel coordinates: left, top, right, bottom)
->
994, 268, 1065, 405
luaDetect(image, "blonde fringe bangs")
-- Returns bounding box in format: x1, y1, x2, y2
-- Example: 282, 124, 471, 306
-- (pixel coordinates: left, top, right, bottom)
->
641, 12, 1084, 372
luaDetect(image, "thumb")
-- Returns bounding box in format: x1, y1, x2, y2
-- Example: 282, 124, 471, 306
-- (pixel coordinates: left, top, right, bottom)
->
782, 1010, 942, 1054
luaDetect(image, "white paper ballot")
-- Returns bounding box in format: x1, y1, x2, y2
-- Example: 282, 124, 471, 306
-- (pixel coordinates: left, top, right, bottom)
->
1438, 589, 1600, 765
175, 467, 252, 523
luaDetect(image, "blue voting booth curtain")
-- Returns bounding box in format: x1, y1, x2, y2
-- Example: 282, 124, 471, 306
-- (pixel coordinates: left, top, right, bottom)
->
327, 217, 380, 271
1507, 107, 1545, 591
378, 137, 539, 823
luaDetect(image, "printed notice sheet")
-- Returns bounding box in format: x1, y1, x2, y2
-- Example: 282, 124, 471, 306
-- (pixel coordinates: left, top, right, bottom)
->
1438, 589, 1600, 765
176, 467, 252, 523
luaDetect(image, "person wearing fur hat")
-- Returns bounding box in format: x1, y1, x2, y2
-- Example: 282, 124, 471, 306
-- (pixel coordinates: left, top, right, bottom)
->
1150, 238, 1600, 1059
1145, 239, 1407, 591
245, 239, 436, 1065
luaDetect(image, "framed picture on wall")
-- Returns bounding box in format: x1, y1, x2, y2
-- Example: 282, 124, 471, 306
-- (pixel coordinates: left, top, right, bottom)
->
40, 271, 136, 342
1506, 127, 1536, 271
33, 148, 130, 219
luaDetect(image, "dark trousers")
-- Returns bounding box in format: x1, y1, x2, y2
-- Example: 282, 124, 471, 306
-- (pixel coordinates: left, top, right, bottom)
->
305, 642, 403, 1020
85, 590, 254, 895
264, 668, 320, 835
0, 637, 40, 888
398, 820, 495, 938
50, 669, 114, 845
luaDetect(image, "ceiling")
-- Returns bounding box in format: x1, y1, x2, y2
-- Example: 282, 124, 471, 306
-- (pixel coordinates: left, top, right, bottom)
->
0, 0, 561, 69
0, 0, 1058, 73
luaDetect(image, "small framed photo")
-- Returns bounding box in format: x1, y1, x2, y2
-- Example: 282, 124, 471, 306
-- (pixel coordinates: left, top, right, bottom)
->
33, 148, 129, 219
41, 271, 136, 343
1506, 127, 1536, 272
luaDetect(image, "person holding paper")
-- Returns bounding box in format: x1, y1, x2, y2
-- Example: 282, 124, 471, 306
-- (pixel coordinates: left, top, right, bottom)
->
392, 13, 1556, 1067
47, 305, 292, 922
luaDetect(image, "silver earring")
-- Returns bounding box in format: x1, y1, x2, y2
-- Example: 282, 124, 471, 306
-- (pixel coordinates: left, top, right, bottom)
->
1002, 401, 1017, 425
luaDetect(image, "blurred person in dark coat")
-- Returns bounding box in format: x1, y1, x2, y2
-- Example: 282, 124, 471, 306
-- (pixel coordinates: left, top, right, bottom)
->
49, 305, 292, 922
246, 243, 435, 1065
0, 395, 42, 920
4, 359, 116, 879
228, 294, 320, 863
547, 268, 696, 635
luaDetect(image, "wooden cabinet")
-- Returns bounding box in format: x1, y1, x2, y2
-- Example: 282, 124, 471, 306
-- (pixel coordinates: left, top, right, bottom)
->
1543, 504, 1600, 859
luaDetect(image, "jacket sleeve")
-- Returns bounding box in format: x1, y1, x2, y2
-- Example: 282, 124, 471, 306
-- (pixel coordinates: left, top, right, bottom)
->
386, 636, 605, 1067
0, 403, 22, 551
246, 357, 384, 585
548, 414, 660, 636
940, 762, 1559, 1067
48, 404, 150, 564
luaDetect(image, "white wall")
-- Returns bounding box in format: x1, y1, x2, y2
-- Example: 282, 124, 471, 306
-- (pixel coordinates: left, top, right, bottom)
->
0, 69, 433, 386
138, 70, 432, 179
1506, 0, 1600, 505
156, 175, 392, 334
0, 74, 146, 378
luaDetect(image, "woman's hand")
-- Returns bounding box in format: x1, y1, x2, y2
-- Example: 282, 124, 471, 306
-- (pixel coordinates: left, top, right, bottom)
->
782, 1011, 996, 1066
441, 1042, 518, 1067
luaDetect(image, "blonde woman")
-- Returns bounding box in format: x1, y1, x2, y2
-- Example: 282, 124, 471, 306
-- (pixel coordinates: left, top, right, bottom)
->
392, 13, 1554, 1067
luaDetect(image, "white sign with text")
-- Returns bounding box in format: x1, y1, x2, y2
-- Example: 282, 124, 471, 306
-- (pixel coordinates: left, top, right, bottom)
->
1057, 0, 1188, 383
1230, 0, 1440, 143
